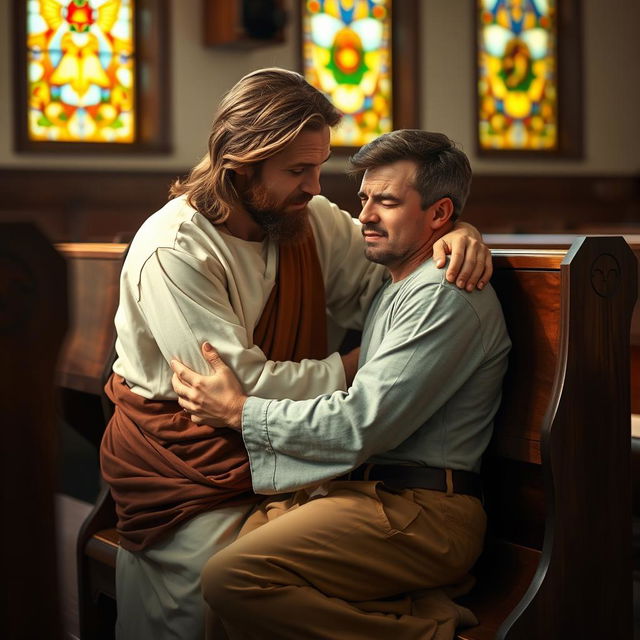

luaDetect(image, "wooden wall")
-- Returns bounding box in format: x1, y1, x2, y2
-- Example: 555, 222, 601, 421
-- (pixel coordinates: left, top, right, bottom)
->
1, 168, 638, 243
0, 169, 181, 242
321, 172, 640, 234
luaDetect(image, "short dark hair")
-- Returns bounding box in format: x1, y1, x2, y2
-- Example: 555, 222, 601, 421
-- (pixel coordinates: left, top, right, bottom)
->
348, 130, 472, 221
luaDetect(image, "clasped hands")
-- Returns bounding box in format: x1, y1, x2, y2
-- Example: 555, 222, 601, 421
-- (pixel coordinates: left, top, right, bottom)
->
171, 343, 246, 430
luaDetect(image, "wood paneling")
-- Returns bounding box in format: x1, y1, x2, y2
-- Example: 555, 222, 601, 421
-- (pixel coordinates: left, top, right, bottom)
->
55, 243, 127, 448
0, 169, 638, 242
0, 168, 179, 241
633, 346, 640, 415
322, 172, 640, 232
492, 268, 562, 464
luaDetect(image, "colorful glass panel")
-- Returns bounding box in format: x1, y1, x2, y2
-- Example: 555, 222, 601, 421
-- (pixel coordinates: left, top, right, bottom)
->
477, 0, 557, 150
26, 0, 136, 143
302, 0, 393, 147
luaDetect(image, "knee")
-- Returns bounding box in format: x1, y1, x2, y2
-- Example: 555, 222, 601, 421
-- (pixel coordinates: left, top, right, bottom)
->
201, 547, 248, 613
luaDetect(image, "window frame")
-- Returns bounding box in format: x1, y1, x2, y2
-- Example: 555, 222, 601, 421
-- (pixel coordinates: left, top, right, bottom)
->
298, 0, 420, 153
12, 0, 172, 154
474, 0, 583, 158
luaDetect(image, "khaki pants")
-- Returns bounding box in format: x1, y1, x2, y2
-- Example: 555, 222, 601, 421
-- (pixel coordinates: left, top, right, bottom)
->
202, 480, 485, 640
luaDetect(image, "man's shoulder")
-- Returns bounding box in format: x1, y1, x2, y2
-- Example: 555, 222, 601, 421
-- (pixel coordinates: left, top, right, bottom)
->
398, 259, 502, 317
132, 196, 199, 246
308, 196, 341, 223
393, 260, 448, 299
124, 196, 226, 277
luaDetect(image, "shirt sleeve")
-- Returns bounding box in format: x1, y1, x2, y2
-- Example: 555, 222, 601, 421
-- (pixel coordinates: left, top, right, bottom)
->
138, 247, 346, 401
242, 283, 487, 494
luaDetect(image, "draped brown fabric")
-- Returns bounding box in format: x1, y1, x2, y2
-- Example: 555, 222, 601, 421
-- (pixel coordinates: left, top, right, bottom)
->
253, 229, 328, 362
101, 229, 328, 551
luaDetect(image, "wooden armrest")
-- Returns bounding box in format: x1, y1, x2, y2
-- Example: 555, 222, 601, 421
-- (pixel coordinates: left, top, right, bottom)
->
86, 529, 119, 568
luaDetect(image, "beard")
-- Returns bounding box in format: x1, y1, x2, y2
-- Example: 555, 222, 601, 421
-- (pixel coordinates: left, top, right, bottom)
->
361, 224, 395, 266
241, 180, 311, 244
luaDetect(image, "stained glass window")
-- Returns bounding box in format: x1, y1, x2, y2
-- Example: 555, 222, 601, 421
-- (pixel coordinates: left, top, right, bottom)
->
26, 0, 136, 144
302, 0, 393, 148
477, 0, 557, 151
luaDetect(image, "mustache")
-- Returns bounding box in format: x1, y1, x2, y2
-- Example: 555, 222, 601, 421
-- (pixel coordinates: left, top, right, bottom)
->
361, 224, 387, 236
288, 194, 312, 206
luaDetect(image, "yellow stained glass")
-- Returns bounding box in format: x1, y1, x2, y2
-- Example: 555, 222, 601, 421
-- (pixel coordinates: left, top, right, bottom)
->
477, 0, 557, 150
302, 0, 393, 147
26, 0, 136, 143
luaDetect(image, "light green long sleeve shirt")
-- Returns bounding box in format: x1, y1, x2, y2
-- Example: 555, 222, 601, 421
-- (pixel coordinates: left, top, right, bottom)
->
242, 258, 511, 494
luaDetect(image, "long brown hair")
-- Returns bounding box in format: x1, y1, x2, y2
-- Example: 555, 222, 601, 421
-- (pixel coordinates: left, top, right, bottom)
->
170, 68, 342, 223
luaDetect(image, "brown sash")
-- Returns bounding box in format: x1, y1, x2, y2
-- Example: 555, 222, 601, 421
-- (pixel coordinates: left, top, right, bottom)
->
100, 229, 328, 551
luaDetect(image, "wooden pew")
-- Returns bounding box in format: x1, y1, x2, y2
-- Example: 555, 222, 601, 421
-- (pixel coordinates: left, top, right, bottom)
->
1, 224, 68, 640
54, 242, 127, 639
485, 234, 640, 519
63, 237, 636, 639
457, 236, 636, 639
56, 243, 128, 448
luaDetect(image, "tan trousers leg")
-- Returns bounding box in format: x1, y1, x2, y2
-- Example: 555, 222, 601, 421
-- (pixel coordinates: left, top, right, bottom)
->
202, 481, 485, 640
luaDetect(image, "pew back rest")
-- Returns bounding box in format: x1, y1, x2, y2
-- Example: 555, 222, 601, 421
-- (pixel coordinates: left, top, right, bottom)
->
56, 243, 128, 395
485, 233, 640, 415
458, 238, 636, 640
56, 243, 127, 448
486, 250, 564, 550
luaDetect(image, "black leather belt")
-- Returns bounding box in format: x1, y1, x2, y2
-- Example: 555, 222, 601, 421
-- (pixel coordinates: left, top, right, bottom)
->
339, 464, 483, 499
